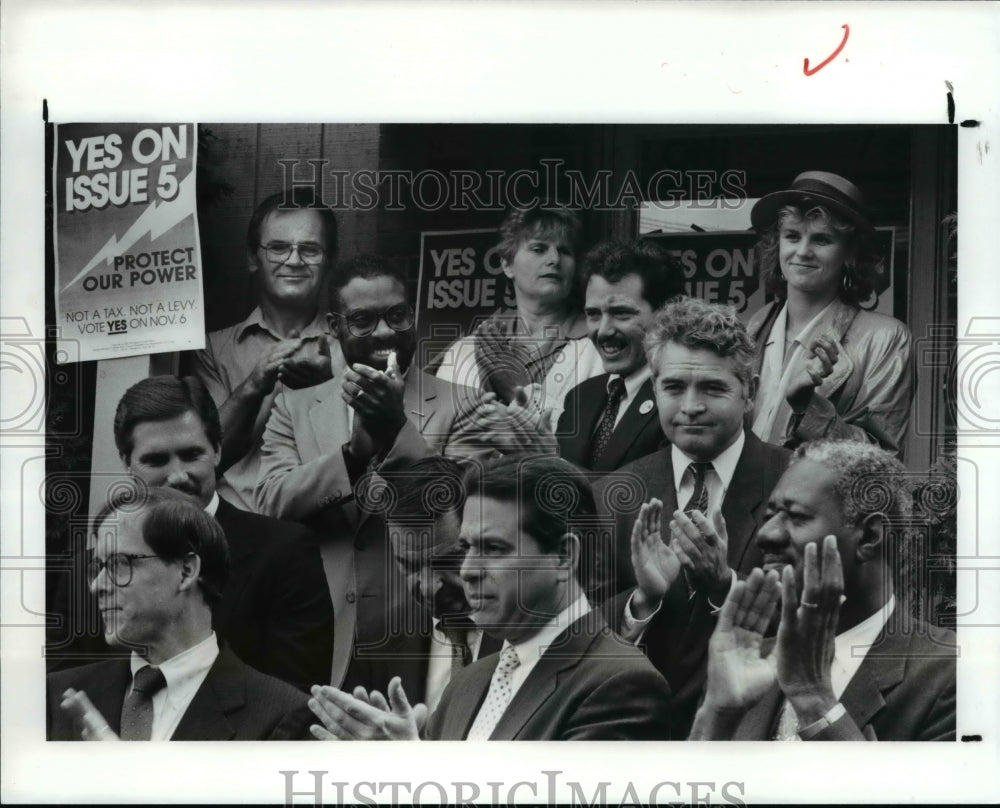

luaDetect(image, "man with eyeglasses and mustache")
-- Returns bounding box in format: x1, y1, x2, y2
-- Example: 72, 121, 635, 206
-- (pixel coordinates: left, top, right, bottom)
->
187, 187, 342, 513
256, 254, 486, 688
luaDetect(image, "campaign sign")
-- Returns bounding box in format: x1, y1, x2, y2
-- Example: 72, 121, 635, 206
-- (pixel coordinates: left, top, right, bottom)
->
53, 123, 205, 362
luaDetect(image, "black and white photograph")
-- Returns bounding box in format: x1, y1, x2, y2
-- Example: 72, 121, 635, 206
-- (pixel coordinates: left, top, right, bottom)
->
3, 2, 999, 805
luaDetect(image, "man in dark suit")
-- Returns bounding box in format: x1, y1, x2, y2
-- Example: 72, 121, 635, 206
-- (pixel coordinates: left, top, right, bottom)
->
593, 297, 790, 734
690, 440, 956, 741
341, 456, 502, 707
255, 255, 486, 688
307, 455, 675, 741
557, 240, 684, 474
110, 375, 334, 691
48, 487, 312, 740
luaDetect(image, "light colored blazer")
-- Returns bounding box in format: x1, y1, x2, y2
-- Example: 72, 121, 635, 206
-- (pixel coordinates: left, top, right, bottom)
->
748, 299, 914, 458
255, 370, 483, 687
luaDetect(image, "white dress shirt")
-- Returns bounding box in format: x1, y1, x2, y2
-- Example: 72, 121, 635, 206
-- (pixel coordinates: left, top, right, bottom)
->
671, 429, 745, 518
129, 631, 219, 741
602, 366, 653, 430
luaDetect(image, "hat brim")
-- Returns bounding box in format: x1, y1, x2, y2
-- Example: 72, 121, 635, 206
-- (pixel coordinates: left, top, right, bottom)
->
750, 190, 874, 235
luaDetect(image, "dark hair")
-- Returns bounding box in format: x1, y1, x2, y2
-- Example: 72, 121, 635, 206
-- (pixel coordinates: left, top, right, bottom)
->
113, 375, 221, 461
246, 187, 339, 263
645, 297, 756, 390
95, 486, 230, 610
328, 253, 409, 313
387, 456, 467, 522
755, 203, 883, 307
463, 454, 598, 593
581, 239, 686, 309
496, 206, 584, 265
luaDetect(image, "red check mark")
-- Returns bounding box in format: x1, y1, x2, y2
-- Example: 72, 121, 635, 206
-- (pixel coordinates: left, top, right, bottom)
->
803, 24, 850, 76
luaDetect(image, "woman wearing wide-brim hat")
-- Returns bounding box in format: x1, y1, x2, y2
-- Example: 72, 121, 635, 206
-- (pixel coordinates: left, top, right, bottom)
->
747, 171, 914, 458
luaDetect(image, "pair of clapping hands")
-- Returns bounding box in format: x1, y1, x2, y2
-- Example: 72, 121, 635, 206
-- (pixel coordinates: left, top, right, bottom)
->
460, 383, 559, 456
629, 500, 732, 619
309, 677, 426, 741
691, 535, 845, 739
786, 334, 840, 413
253, 333, 334, 394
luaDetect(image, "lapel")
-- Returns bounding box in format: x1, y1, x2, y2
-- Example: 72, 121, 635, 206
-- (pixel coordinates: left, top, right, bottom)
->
721, 432, 772, 571
403, 370, 439, 435
307, 378, 352, 457
599, 378, 659, 471
838, 619, 909, 731
440, 655, 498, 740
170, 646, 245, 741
489, 612, 601, 740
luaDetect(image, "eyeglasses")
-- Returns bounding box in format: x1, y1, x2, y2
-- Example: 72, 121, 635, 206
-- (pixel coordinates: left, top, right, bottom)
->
332, 303, 414, 337
258, 241, 325, 265
87, 553, 169, 587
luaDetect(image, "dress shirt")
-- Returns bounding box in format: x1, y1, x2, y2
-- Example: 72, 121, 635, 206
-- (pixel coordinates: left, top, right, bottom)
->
129, 632, 219, 741
602, 366, 653, 430
190, 308, 339, 511
752, 301, 834, 440
671, 429, 745, 518
203, 491, 220, 517
425, 619, 486, 712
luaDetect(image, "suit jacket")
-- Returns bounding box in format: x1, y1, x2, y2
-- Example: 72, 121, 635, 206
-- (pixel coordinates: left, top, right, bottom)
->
255, 370, 484, 688
556, 374, 663, 473
730, 617, 956, 741
424, 610, 675, 740
747, 299, 914, 458
47, 644, 313, 741
212, 499, 334, 691
341, 605, 503, 704
595, 431, 791, 736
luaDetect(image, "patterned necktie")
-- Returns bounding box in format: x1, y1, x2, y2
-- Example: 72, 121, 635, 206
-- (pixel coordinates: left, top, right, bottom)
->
588, 377, 627, 467
439, 619, 474, 675
120, 665, 166, 741
466, 645, 521, 740
683, 462, 714, 515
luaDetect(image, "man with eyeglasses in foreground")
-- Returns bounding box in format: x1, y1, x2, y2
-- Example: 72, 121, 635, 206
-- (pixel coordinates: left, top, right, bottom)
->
48, 487, 313, 741
187, 187, 342, 512
256, 254, 486, 688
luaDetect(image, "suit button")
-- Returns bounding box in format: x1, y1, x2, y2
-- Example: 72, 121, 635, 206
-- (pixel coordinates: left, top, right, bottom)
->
346, 592, 356, 604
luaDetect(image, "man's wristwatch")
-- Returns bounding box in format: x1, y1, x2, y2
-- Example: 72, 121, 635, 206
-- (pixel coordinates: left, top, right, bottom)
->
797, 702, 847, 740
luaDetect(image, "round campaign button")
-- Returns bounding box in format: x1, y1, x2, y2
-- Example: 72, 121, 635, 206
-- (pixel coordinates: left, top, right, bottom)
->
639, 399, 654, 415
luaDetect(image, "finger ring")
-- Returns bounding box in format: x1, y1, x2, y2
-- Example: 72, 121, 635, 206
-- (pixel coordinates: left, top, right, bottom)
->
800, 600, 819, 609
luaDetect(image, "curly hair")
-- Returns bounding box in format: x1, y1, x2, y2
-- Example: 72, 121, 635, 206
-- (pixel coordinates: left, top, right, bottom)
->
755, 204, 883, 308
580, 239, 686, 310
644, 297, 756, 389
791, 440, 913, 526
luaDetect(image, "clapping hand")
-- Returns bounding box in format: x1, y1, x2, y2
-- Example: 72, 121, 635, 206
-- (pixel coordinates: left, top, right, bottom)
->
474, 319, 531, 404
460, 384, 557, 455
342, 351, 407, 437
670, 509, 732, 595
309, 678, 426, 741
775, 535, 843, 724
60, 688, 120, 741
629, 499, 681, 619
785, 334, 840, 413
278, 336, 334, 390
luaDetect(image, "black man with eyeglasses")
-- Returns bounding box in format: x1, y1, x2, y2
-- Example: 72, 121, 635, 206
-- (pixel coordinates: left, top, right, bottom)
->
47, 487, 314, 741
186, 187, 342, 512
256, 253, 487, 688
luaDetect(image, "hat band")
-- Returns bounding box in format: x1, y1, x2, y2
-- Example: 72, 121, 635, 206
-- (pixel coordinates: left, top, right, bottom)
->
791, 178, 864, 213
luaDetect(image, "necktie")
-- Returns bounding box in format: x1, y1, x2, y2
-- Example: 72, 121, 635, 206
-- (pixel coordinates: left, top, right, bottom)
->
683, 462, 714, 515
439, 619, 474, 675
120, 665, 166, 741
588, 377, 627, 467
466, 645, 521, 740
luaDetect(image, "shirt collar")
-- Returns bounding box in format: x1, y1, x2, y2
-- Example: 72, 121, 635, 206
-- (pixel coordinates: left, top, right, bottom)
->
130, 631, 219, 685
203, 491, 221, 517
608, 364, 652, 402
235, 306, 331, 342
831, 595, 896, 698
506, 593, 591, 665
670, 428, 746, 493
